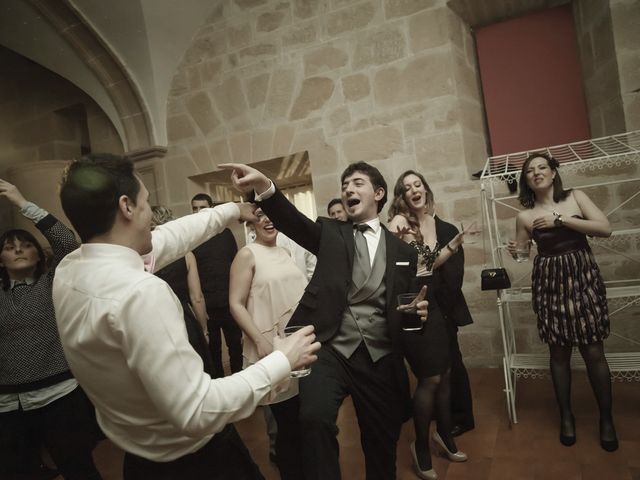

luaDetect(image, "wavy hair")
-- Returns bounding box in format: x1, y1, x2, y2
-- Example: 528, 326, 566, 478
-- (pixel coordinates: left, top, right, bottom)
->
518, 153, 571, 209
387, 170, 434, 243
150, 205, 174, 228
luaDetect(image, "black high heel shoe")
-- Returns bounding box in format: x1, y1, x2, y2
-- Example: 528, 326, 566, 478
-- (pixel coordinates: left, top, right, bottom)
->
559, 414, 576, 446
599, 417, 618, 452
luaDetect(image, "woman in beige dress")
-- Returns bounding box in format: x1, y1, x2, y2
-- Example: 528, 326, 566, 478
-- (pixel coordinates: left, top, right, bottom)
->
229, 207, 307, 479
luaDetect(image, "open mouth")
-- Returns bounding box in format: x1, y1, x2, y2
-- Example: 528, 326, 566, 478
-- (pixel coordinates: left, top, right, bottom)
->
411, 194, 422, 202
264, 225, 275, 232
346, 198, 360, 208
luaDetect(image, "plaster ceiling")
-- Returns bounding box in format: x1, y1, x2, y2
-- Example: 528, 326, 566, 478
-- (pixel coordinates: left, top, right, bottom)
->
0, 0, 219, 149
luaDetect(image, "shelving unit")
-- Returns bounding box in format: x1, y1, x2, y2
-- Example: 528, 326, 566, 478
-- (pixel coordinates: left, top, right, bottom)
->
480, 131, 640, 424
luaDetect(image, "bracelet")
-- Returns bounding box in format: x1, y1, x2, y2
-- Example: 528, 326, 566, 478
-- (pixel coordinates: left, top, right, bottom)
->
446, 243, 457, 254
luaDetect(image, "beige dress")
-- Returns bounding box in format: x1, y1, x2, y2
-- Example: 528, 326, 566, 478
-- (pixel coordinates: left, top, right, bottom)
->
243, 243, 307, 404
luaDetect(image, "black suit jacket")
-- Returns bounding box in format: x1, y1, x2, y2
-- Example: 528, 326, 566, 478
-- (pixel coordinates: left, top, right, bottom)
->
258, 189, 418, 350
433, 216, 473, 327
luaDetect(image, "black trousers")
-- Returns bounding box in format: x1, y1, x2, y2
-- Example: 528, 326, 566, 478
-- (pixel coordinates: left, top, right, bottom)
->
122, 424, 263, 480
207, 306, 243, 378
0, 386, 102, 480
446, 323, 475, 429
269, 395, 303, 480
298, 344, 404, 480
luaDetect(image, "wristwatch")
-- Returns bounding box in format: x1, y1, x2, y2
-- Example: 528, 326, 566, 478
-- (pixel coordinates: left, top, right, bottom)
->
553, 213, 563, 226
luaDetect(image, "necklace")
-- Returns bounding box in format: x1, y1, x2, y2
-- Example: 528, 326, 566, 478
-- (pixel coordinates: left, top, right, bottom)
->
537, 203, 560, 217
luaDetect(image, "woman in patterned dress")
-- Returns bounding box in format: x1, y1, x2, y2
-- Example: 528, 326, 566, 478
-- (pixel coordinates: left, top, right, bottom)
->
509, 153, 617, 451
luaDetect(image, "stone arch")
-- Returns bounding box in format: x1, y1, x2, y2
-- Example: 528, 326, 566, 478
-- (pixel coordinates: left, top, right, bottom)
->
28, 0, 159, 156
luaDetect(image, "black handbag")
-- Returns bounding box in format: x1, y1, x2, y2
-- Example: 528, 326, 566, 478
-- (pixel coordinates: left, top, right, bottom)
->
481, 268, 511, 291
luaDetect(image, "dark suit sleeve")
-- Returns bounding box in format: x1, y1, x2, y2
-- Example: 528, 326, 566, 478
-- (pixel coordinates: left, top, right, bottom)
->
258, 188, 322, 255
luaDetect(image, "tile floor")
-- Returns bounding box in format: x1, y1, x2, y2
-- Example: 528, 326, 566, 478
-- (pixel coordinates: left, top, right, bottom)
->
83, 368, 640, 479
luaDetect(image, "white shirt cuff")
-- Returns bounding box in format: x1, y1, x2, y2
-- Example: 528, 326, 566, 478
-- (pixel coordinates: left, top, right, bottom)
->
256, 350, 291, 386
253, 181, 275, 202
20, 202, 48, 223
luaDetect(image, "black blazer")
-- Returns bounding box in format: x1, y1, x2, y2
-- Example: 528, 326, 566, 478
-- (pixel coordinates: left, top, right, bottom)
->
433, 216, 473, 328
258, 189, 418, 351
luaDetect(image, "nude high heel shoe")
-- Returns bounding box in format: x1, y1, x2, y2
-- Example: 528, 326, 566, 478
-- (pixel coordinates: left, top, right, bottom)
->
432, 431, 468, 462
409, 442, 437, 480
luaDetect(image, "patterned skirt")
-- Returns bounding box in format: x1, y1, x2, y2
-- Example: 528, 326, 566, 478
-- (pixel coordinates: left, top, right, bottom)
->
532, 248, 609, 346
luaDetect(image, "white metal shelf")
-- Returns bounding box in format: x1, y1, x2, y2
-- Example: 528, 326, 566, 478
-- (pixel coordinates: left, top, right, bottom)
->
481, 130, 640, 425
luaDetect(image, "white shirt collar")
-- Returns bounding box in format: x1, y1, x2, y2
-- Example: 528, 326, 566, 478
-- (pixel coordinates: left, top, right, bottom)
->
358, 217, 381, 234
10, 277, 35, 288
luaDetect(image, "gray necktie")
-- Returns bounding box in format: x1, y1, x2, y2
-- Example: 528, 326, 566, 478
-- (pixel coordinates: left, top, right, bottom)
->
353, 224, 371, 288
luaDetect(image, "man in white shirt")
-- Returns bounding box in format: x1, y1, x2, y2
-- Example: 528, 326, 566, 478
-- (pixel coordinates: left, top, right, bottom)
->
52, 154, 319, 480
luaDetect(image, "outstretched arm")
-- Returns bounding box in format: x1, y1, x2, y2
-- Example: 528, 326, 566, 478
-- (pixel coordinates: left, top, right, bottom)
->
220, 163, 322, 254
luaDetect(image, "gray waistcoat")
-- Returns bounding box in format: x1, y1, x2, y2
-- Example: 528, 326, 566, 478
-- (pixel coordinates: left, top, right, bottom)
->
331, 232, 392, 362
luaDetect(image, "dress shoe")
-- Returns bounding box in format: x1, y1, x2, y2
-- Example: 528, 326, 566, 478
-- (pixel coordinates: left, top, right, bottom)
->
559, 415, 576, 446
432, 431, 467, 462
409, 442, 437, 480
451, 423, 474, 437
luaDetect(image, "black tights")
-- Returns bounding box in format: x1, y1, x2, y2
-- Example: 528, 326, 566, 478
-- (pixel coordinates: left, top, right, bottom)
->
549, 342, 616, 441
413, 370, 456, 470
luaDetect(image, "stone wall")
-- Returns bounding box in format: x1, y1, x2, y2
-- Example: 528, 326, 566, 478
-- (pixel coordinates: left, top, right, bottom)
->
573, 0, 626, 137
162, 0, 639, 366
164, 0, 503, 365
610, 0, 640, 132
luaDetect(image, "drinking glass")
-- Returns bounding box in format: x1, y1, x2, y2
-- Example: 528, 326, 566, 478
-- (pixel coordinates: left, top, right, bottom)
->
397, 293, 423, 331
283, 325, 312, 377
514, 241, 531, 263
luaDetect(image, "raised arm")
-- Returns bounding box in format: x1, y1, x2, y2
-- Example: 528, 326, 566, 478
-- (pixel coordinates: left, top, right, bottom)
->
0, 178, 79, 269
229, 247, 273, 359
220, 163, 322, 254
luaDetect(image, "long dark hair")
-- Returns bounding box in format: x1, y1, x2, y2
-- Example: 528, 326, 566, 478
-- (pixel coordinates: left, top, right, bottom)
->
387, 170, 434, 243
0, 229, 46, 290
518, 153, 571, 209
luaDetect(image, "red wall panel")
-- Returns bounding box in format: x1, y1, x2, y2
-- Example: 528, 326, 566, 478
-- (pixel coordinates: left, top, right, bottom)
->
476, 5, 590, 155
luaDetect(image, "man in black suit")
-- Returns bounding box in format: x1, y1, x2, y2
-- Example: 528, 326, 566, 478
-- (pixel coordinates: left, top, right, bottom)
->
191, 194, 243, 377
221, 161, 427, 480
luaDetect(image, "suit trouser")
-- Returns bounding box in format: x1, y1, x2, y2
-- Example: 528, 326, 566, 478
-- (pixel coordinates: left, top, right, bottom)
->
298, 344, 404, 480
122, 424, 263, 480
206, 306, 243, 378
0, 386, 102, 480
446, 323, 475, 429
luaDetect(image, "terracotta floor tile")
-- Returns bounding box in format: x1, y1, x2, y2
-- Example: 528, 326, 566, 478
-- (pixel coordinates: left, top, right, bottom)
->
488, 458, 535, 480
533, 460, 581, 480
62, 368, 639, 479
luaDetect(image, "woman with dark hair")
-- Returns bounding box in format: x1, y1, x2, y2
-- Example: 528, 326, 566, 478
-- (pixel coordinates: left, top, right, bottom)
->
388, 170, 470, 480
508, 153, 617, 451
150, 206, 213, 374
0, 178, 102, 480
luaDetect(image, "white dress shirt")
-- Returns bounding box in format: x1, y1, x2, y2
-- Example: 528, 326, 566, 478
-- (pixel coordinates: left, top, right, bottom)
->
52, 203, 291, 461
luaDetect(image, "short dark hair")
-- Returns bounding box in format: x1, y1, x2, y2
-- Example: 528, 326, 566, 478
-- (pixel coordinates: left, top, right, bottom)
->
191, 193, 214, 207
59, 153, 141, 243
340, 162, 387, 213
0, 229, 46, 290
518, 153, 571, 209
326, 198, 343, 214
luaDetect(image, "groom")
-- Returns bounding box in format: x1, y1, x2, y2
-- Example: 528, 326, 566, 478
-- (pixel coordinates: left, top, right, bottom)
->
222, 161, 426, 480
